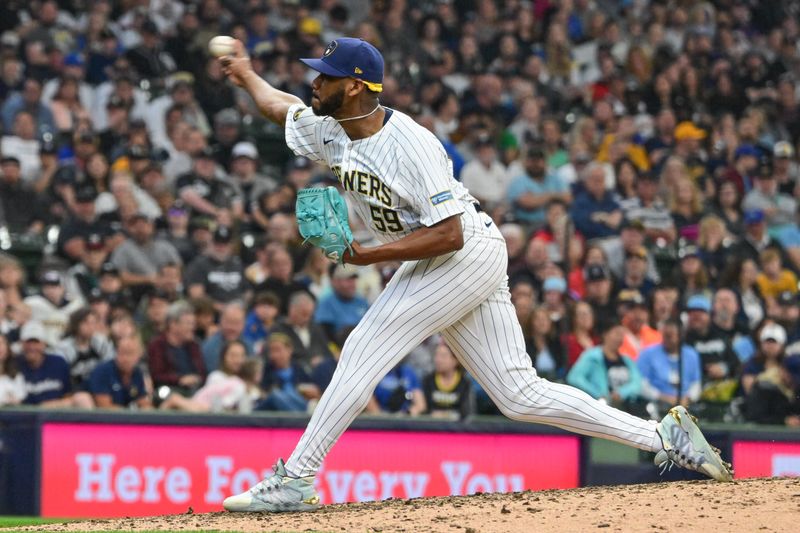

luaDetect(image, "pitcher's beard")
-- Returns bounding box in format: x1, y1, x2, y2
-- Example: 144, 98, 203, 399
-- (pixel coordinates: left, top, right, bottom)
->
312, 88, 345, 117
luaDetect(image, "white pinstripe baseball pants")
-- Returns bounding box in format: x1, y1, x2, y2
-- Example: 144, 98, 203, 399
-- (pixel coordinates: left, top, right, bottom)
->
286, 210, 660, 478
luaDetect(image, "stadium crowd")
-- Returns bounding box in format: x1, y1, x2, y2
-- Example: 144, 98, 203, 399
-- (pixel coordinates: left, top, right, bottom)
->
1, 0, 800, 426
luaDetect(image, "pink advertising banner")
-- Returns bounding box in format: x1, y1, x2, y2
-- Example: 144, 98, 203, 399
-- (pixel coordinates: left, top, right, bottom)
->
41, 423, 580, 518
732, 441, 800, 479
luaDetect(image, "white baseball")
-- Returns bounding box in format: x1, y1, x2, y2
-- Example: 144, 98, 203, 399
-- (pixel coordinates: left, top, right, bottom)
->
208, 36, 236, 58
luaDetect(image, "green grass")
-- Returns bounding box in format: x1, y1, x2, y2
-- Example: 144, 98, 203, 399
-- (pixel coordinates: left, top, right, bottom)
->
0, 517, 331, 532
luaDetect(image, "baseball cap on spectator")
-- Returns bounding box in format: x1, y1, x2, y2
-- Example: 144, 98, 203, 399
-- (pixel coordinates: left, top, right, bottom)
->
625, 245, 648, 261
64, 53, 85, 68
86, 233, 104, 251
777, 291, 798, 307
543, 277, 567, 293
474, 133, 494, 148
75, 186, 98, 203
288, 156, 312, 171
41, 270, 63, 286
299, 17, 322, 36
195, 146, 215, 160
744, 209, 765, 225
106, 95, 127, 110
53, 165, 77, 185
617, 289, 645, 307
100, 262, 119, 276
129, 211, 153, 223
760, 323, 787, 345
1, 31, 20, 49
214, 108, 241, 126
773, 141, 794, 159
232, 141, 259, 161
0, 155, 20, 165
527, 145, 546, 159
40, 138, 57, 154
130, 118, 148, 131
20, 321, 46, 342
621, 218, 645, 232
678, 244, 700, 260
141, 18, 159, 36
686, 294, 712, 313
584, 264, 610, 282
332, 264, 358, 280
674, 121, 706, 141
128, 144, 151, 161
88, 287, 107, 303
167, 71, 194, 92
734, 144, 759, 160
213, 225, 234, 244
756, 157, 773, 178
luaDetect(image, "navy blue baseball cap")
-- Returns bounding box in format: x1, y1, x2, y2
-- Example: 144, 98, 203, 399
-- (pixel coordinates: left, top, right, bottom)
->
300, 38, 384, 93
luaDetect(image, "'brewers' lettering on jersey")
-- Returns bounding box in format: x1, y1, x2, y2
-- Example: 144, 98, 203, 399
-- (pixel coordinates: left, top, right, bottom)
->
284, 104, 475, 243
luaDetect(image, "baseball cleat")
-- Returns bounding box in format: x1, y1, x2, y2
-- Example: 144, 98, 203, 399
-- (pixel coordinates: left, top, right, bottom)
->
223, 458, 320, 512
654, 406, 733, 482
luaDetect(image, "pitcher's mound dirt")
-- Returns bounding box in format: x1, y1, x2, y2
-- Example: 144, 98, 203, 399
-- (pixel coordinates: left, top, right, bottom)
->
26, 477, 799, 533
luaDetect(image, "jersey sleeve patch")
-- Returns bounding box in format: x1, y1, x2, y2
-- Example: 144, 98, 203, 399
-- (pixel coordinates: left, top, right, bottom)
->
292, 107, 306, 121
430, 190, 453, 205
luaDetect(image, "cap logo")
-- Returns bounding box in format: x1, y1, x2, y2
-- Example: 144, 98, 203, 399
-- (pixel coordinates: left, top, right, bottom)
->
354, 67, 363, 74
323, 40, 337, 57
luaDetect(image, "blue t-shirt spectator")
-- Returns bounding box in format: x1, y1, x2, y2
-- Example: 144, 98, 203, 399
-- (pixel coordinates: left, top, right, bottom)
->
637, 343, 702, 400
570, 189, 622, 240
18, 354, 72, 405
566, 346, 642, 401
314, 292, 369, 338
507, 171, 569, 224
373, 364, 421, 413
87, 360, 147, 407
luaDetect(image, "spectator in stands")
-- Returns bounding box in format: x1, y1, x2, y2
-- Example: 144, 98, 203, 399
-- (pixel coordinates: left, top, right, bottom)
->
185, 226, 246, 306
257, 333, 320, 412
525, 306, 564, 380
510, 280, 536, 328
625, 171, 676, 243
730, 209, 791, 268
255, 246, 307, 313
147, 302, 206, 396
87, 335, 151, 410
0, 155, 44, 234
684, 293, 741, 405
55, 307, 115, 388
17, 321, 93, 408
605, 219, 660, 284
272, 291, 332, 370
618, 246, 658, 299
243, 292, 281, 355
64, 234, 109, 302
202, 303, 252, 372
24, 270, 84, 347
562, 301, 599, 369
368, 360, 426, 416
161, 340, 250, 413
507, 145, 571, 228
294, 248, 332, 300
583, 263, 616, 333
541, 276, 569, 335
1, 109, 42, 185
697, 215, 732, 282
712, 180, 745, 237
617, 290, 662, 361
0, 333, 25, 406
567, 323, 643, 412
743, 323, 800, 426
139, 289, 171, 346
110, 212, 182, 294
314, 265, 369, 342
741, 322, 788, 395
460, 134, 510, 212
742, 158, 797, 234
671, 244, 711, 300
756, 248, 798, 304
423, 342, 472, 420
1, 78, 54, 138
228, 141, 276, 229
56, 186, 108, 262
570, 162, 623, 240
177, 146, 242, 225
774, 292, 800, 356
638, 319, 702, 411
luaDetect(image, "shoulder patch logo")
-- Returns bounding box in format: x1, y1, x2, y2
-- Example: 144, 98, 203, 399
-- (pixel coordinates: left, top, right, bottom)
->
430, 190, 454, 206
323, 40, 337, 57
293, 108, 305, 121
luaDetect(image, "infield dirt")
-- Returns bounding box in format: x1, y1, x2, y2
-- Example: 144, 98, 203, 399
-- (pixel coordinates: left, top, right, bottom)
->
23, 477, 799, 532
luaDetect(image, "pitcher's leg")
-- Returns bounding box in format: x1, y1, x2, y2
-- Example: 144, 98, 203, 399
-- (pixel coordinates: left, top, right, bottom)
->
442, 287, 661, 452
286, 248, 506, 477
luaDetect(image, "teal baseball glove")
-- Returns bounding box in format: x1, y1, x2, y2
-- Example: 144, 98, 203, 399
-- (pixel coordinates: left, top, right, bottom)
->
296, 187, 354, 263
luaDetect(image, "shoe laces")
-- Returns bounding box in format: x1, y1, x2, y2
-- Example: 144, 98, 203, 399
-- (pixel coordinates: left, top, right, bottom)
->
660, 422, 707, 471
251, 464, 284, 494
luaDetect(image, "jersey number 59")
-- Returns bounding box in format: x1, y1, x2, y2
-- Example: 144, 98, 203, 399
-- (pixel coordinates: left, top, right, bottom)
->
369, 205, 403, 233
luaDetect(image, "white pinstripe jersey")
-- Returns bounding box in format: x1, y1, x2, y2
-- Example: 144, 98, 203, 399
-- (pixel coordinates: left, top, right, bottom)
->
285, 104, 477, 244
